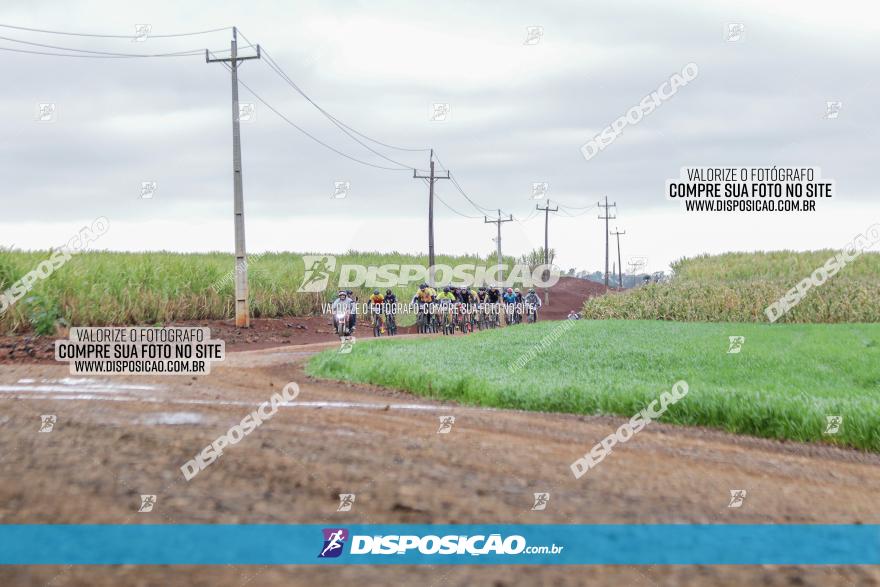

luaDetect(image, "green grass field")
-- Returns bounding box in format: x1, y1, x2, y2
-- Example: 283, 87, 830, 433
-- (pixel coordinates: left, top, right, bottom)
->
583, 250, 880, 323
307, 320, 880, 452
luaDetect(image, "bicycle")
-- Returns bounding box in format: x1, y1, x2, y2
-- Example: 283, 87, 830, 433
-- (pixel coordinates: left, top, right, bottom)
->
371, 306, 386, 337
439, 301, 455, 335
416, 303, 431, 334
385, 308, 397, 335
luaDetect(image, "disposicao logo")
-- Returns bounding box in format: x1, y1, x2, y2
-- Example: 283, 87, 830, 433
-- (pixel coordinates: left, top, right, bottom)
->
318, 528, 349, 558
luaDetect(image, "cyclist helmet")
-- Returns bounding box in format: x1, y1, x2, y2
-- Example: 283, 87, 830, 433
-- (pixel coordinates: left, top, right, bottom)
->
529, 288, 535, 293
345, 290, 353, 295
419, 283, 427, 290
385, 289, 393, 295
373, 289, 380, 295
514, 288, 521, 293
507, 288, 513, 293
444, 286, 451, 292
337, 291, 346, 298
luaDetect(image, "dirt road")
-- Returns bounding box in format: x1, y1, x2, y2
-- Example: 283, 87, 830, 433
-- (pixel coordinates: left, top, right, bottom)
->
1, 338, 878, 586
0, 277, 606, 364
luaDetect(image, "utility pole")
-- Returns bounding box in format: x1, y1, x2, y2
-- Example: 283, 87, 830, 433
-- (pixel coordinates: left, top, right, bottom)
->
611, 227, 626, 290
484, 209, 513, 284
535, 200, 559, 305
598, 196, 617, 289
413, 149, 450, 285
207, 27, 261, 327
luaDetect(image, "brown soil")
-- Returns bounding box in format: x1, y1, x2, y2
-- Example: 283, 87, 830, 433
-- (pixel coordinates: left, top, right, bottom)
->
0, 340, 878, 586
540, 276, 607, 319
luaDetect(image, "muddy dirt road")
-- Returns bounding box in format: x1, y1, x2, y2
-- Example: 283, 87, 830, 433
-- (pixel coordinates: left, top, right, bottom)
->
1, 338, 878, 586
0, 277, 605, 364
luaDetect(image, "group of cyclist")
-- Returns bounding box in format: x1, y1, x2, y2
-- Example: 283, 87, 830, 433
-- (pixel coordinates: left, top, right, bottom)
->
331, 283, 543, 337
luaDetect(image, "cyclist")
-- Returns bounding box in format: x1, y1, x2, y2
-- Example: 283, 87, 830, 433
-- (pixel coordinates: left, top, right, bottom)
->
524, 288, 542, 322
384, 288, 397, 309
436, 286, 456, 302
502, 287, 517, 325
383, 289, 398, 334
513, 288, 525, 324
414, 283, 435, 332
368, 289, 385, 334
415, 283, 435, 304
331, 290, 356, 334
436, 286, 456, 332
344, 289, 358, 329
465, 286, 480, 328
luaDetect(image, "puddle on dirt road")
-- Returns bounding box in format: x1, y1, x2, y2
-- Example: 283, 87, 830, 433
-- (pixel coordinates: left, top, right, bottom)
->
0, 378, 160, 395
0, 377, 451, 414
0, 390, 449, 413
139, 412, 205, 425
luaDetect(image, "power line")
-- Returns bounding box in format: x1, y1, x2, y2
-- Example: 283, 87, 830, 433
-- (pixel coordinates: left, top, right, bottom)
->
0, 33, 235, 58
251, 39, 430, 155
433, 155, 488, 210
435, 192, 482, 219
6, 24, 502, 225
214, 54, 414, 172
449, 174, 494, 213
0, 23, 230, 39
258, 48, 417, 171
238, 31, 495, 217
557, 201, 597, 210
431, 153, 494, 214
557, 206, 596, 217
514, 209, 540, 222
421, 178, 479, 218
0, 44, 238, 59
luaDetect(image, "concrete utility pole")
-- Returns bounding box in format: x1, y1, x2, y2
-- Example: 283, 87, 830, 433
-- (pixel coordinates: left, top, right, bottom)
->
535, 200, 559, 305
598, 196, 617, 289
484, 209, 513, 284
611, 227, 626, 290
207, 27, 261, 327
413, 149, 450, 286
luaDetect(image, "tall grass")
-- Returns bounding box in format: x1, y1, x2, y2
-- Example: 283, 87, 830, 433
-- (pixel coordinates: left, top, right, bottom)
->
0, 249, 513, 333
582, 250, 880, 323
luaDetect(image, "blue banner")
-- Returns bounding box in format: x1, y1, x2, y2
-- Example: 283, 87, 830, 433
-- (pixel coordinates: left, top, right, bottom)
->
1, 524, 878, 565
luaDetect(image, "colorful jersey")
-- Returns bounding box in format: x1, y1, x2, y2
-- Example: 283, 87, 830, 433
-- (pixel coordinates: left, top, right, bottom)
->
436, 292, 455, 302
416, 288, 435, 303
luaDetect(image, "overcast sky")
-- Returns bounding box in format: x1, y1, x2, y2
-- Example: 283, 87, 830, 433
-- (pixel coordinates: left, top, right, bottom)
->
1, 0, 878, 272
